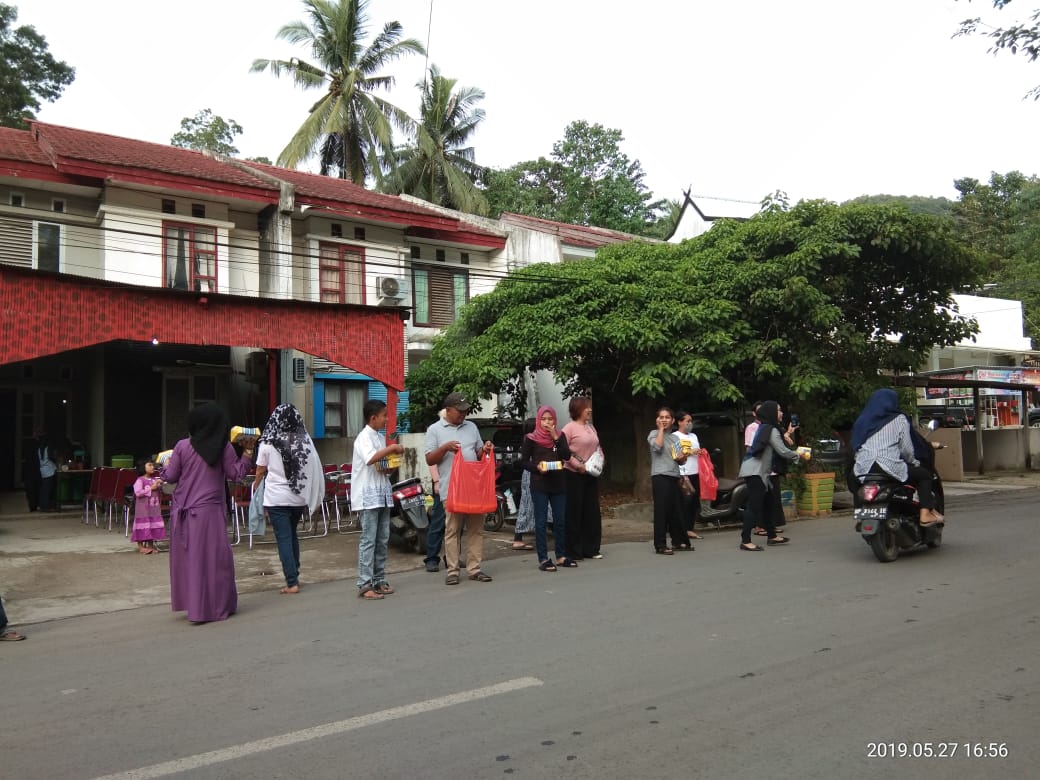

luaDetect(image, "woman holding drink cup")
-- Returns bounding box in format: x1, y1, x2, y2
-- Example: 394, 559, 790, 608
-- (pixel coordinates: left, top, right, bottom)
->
521, 405, 573, 571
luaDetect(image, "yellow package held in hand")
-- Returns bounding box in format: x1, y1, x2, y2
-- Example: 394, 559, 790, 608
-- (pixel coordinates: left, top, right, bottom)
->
230, 426, 260, 443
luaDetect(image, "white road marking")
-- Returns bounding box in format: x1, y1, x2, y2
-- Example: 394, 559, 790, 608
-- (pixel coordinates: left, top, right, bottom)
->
91, 676, 543, 779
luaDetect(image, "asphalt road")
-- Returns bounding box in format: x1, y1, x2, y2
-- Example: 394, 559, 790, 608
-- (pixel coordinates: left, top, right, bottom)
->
1, 488, 1037, 779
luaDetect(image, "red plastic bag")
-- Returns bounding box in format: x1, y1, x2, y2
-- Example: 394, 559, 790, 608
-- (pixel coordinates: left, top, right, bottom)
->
698, 450, 718, 501
444, 446, 497, 514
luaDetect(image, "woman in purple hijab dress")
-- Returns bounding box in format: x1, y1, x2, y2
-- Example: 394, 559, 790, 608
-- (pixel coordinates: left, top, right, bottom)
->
161, 404, 253, 623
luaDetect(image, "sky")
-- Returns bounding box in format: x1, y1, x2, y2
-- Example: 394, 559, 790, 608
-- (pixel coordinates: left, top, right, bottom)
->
10, 0, 1040, 207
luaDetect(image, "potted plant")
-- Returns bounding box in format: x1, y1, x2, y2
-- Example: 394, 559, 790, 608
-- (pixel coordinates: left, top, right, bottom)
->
787, 455, 836, 516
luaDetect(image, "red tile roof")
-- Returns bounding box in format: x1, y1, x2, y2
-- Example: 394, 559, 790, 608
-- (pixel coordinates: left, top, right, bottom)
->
0, 127, 53, 165
498, 212, 653, 248
1, 122, 503, 245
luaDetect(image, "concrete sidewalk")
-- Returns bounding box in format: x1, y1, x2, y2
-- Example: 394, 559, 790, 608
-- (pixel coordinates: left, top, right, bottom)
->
2, 472, 1038, 628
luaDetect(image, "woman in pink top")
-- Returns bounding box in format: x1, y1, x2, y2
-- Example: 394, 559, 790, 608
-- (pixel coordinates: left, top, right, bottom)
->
562, 396, 604, 560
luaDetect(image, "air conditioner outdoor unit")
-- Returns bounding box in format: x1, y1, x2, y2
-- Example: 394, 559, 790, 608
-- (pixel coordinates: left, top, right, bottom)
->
375, 276, 409, 304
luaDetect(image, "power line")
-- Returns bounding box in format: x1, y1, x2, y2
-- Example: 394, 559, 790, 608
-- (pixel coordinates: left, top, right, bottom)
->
2, 214, 617, 295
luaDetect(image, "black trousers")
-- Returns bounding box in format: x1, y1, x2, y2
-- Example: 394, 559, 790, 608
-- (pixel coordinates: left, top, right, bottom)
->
565, 470, 602, 558
741, 477, 778, 544
651, 474, 686, 550
866, 462, 936, 510
680, 476, 700, 534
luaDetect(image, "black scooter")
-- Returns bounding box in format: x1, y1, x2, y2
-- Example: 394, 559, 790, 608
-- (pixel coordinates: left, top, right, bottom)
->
853, 469, 945, 563
699, 476, 749, 529
390, 477, 429, 553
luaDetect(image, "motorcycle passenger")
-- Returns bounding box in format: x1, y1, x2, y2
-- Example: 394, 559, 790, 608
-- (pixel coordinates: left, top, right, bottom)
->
850, 389, 943, 526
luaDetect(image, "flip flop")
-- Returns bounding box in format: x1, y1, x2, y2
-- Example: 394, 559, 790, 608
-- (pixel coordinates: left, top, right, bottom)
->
0, 630, 26, 641
280, 585, 300, 594
511, 543, 534, 551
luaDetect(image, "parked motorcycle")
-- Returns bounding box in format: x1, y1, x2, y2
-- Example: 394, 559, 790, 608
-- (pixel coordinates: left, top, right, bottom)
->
699, 476, 749, 529
853, 469, 945, 563
484, 442, 522, 532
390, 477, 429, 553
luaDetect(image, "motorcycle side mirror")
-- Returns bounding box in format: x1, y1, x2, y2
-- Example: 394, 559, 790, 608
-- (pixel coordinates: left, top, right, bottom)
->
927, 419, 939, 431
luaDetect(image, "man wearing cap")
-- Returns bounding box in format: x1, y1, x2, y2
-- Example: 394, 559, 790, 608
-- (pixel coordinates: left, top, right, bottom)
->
425, 392, 494, 585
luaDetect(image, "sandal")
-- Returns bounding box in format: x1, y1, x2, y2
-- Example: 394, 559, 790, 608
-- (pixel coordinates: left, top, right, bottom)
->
557, 558, 578, 567
374, 583, 395, 595
655, 548, 674, 555
511, 543, 534, 551
358, 587, 384, 600
445, 573, 460, 586
687, 532, 703, 540
538, 560, 557, 571
753, 529, 768, 536
0, 630, 26, 641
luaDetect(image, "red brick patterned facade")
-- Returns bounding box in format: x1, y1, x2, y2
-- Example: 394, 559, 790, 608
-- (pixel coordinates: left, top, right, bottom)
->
0, 266, 404, 391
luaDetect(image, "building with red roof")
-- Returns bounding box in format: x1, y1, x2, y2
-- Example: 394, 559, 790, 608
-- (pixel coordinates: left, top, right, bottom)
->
0, 122, 506, 486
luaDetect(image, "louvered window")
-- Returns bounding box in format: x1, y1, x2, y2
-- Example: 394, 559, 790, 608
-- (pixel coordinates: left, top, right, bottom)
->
0, 217, 32, 267
412, 265, 468, 327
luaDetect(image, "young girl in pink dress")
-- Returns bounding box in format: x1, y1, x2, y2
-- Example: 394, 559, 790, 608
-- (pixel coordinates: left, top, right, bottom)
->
132, 461, 166, 554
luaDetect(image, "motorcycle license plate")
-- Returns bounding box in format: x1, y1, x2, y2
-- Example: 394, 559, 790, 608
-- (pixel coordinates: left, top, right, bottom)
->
854, 506, 888, 521
400, 495, 424, 509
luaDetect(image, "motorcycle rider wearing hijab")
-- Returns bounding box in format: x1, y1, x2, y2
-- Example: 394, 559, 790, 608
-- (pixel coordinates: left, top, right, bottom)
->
851, 388, 943, 525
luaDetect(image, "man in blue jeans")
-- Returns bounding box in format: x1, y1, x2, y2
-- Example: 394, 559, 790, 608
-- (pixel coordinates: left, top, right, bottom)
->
352, 400, 404, 600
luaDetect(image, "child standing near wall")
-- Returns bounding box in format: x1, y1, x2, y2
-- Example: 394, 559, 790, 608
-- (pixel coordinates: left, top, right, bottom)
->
132, 461, 166, 554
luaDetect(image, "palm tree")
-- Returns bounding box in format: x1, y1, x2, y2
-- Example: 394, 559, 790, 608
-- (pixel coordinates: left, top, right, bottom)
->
250, 0, 425, 183
382, 65, 489, 215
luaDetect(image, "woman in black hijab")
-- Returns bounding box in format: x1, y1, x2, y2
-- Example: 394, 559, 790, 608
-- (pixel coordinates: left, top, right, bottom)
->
161, 403, 255, 623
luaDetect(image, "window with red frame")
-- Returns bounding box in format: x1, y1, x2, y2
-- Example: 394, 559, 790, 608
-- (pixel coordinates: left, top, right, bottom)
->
319, 242, 365, 304
163, 223, 217, 292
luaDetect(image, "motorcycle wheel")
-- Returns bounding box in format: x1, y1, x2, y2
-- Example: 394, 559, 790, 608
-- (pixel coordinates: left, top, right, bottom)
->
868, 526, 899, 563
413, 528, 428, 555
926, 529, 943, 549
484, 503, 505, 532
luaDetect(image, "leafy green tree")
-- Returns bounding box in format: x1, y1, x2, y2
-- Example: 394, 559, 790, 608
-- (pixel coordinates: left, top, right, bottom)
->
485, 120, 666, 236
843, 193, 955, 218
380, 65, 489, 215
956, 1, 1040, 98
643, 198, 683, 240
407, 201, 980, 496
953, 170, 1040, 344
484, 158, 565, 220
0, 3, 74, 129
170, 109, 243, 156
250, 0, 425, 183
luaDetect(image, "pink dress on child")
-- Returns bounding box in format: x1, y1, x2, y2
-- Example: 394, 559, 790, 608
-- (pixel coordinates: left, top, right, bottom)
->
131, 476, 167, 542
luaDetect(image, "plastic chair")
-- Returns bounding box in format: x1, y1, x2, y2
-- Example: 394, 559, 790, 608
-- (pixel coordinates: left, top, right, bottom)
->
227, 479, 254, 547
82, 467, 102, 525
105, 468, 138, 532
88, 468, 118, 527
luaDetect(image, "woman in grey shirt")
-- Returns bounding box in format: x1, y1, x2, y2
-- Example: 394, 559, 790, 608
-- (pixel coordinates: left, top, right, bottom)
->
647, 407, 690, 554
738, 401, 801, 550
